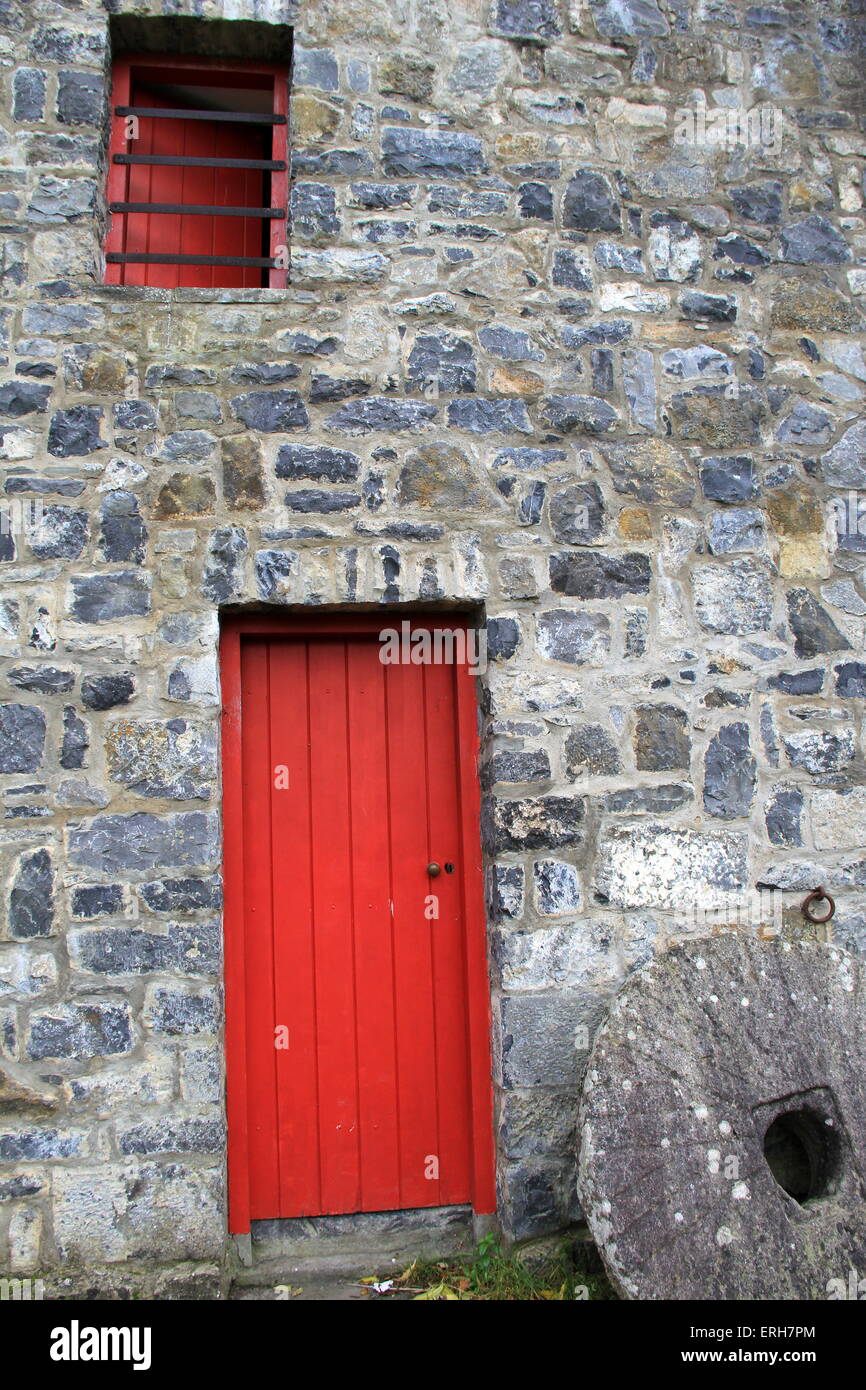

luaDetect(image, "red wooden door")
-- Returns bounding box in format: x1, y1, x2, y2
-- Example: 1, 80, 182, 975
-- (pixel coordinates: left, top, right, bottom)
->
122, 84, 266, 290
221, 616, 495, 1228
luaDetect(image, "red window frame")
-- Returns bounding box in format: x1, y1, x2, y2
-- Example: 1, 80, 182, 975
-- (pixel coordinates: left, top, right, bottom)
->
105, 53, 288, 290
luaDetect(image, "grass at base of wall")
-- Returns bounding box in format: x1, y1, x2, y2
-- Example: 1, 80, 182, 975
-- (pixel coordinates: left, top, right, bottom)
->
363, 1233, 618, 1300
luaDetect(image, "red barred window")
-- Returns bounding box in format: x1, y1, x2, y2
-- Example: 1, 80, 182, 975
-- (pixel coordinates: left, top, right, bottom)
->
105, 54, 288, 290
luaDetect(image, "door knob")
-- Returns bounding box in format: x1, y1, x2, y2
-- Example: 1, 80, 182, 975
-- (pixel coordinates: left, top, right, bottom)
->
427, 862, 441, 877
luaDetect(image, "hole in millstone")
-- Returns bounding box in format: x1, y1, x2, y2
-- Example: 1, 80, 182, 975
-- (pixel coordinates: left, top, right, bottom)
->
762, 1108, 840, 1204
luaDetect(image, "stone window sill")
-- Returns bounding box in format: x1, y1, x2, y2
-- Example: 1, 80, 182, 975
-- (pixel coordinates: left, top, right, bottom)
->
93, 286, 290, 305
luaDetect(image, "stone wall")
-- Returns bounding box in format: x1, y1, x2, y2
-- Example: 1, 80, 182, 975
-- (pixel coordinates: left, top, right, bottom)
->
1, 0, 866, 1291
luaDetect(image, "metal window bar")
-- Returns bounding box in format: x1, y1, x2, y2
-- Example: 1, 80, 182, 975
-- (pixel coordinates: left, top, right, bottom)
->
116, 105, 287, 125
106, 253, 276, 268
113, 153, 286, 170
109, 202, 286, 218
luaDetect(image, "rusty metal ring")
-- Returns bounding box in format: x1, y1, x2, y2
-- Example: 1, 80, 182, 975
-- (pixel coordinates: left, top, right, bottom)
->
801, 886, 835, 924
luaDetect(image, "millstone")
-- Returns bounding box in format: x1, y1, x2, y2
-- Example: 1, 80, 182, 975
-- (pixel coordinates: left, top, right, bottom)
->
577, 934, 866, 1300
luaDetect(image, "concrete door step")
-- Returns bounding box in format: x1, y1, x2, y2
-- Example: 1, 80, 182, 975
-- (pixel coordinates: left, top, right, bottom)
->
232, 1204, 474, 1287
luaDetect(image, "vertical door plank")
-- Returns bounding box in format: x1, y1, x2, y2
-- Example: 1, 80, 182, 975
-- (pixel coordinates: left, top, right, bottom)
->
384, 654, 440, 1208
268, 639, 320, 1215
308, 640, 361, 1213
146, 86, 182, 289
210, 118, 263, 288
240, 639, 280, 1217
179, 109, 212, 290
346, 640, 401, 1210
423, 653, 473, 1204
214, 121, 239, 290
125, 83, 151, 287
